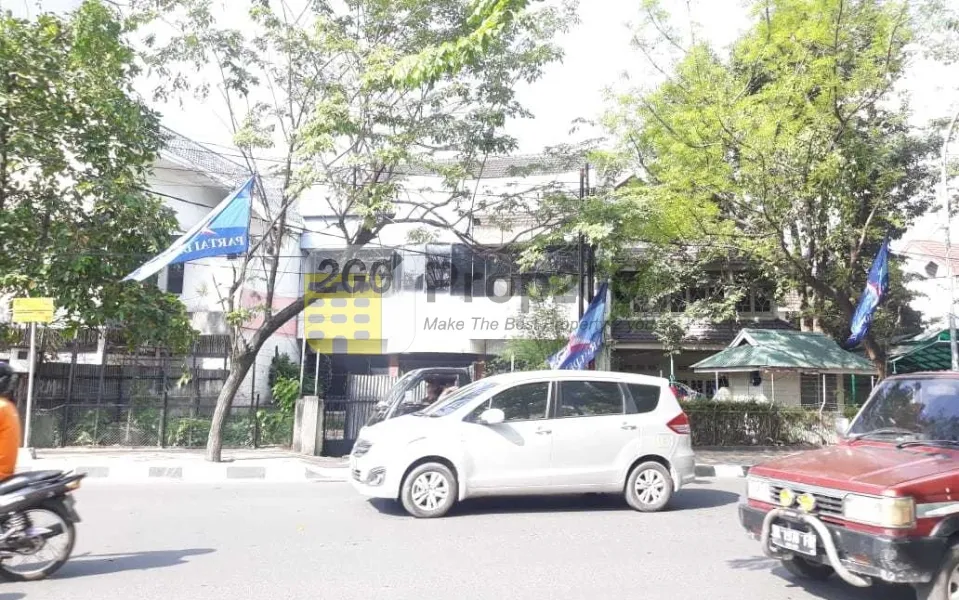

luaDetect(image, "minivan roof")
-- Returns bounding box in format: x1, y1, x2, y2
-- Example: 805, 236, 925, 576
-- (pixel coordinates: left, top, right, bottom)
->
477, 370, 669, 386
883, 372, 959, 380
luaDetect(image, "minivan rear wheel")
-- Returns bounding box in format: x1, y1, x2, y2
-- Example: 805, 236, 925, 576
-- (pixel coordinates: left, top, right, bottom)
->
625, 461, 673, 512
400, 462, 457, 518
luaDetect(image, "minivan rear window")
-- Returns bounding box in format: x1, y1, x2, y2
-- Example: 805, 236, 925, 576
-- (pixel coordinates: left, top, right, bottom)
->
627, 384, 660, 414
558, 381, 624, 417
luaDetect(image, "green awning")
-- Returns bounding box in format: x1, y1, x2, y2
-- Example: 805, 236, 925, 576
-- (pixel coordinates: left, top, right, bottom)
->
691, 328, 876, 374
887, 329, 954, 374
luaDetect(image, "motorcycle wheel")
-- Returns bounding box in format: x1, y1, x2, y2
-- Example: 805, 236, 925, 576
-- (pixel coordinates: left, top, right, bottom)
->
0, 501, 76, 582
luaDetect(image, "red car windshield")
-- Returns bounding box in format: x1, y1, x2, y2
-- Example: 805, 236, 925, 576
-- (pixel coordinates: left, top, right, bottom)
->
847, 377, 959, 441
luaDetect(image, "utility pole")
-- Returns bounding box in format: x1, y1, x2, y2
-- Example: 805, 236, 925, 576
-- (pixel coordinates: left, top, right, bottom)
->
943, 109, 959, 371
585, 164, 595, 304
578, 167, 585, 319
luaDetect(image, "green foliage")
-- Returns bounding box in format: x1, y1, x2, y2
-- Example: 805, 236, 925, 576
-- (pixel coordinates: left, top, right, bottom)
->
391, 0, 533, 86
169, 417, 211, 447
486, 298, 571, 373
268, 353, 299, 389
271, 376, 300, 414
0, 1, 195, 352
602, 0, 940, 369
257, 410, 294, 446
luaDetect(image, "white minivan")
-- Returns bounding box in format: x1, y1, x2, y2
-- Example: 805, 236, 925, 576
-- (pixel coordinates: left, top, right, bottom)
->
349, 370, 696, 518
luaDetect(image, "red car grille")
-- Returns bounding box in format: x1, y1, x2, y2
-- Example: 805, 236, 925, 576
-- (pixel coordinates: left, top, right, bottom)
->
768, 481, 844, 518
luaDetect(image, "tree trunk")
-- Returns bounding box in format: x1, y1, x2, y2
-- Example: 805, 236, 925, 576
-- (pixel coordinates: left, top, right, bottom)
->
205, 352, 256, 462
862, 335, 887, 380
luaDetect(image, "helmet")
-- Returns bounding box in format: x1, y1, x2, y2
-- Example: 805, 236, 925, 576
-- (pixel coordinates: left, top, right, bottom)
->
0, 362, 15, 398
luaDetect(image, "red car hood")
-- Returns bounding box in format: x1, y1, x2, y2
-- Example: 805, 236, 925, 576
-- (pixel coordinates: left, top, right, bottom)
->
750, 443, 959, 492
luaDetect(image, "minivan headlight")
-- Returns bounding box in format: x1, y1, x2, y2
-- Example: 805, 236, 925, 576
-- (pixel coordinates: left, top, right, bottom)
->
352, 439, 372, 457
842, 494, 915, 528
746, 477, 772, 503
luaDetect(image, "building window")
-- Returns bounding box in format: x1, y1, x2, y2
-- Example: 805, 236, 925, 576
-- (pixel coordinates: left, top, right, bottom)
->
925, 261, 939, 278
669, 291, 687, 312
689, 286, 709, 304
425, 249, 452, 292
753, 287, 772, 313
735, 290, 752, 313
166, 263, 185, 295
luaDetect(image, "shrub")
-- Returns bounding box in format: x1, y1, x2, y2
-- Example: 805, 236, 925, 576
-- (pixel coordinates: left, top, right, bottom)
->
680, 399, 843, 447
271, 376, 300, 414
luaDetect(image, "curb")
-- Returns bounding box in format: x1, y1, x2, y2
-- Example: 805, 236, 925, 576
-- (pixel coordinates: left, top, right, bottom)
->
12, 462, 751, 483
695, 464, 751, 478
14, 461, 349, 483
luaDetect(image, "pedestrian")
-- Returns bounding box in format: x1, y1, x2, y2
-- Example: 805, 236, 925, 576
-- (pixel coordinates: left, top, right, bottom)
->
0, 362, 20, 479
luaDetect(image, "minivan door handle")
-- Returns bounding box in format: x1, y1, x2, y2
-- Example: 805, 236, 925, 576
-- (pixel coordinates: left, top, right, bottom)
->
536, 427, 552, 435
621, 423, 637, 430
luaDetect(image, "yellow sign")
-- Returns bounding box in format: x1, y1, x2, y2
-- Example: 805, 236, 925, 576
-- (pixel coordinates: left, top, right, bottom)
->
12, 298, 55, 323
304, 273, 384, 355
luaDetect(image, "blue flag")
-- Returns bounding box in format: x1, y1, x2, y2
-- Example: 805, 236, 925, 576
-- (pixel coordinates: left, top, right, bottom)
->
548, 281, 609, 370
846, 240, 890, 347
123, 177, 255, 282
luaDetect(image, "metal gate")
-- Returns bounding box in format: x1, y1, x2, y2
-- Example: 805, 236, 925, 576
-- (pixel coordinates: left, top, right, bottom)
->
322, 397, 377, 456
321, 374, 396, 456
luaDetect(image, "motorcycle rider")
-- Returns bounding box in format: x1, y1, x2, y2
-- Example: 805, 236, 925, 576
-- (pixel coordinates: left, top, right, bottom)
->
0, 362, 19, 479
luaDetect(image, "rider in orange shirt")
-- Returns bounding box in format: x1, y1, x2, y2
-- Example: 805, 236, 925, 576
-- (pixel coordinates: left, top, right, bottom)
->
0, 363, 20, 478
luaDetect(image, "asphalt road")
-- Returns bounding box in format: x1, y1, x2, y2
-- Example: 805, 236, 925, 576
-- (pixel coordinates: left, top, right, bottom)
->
3, 479, 916, 600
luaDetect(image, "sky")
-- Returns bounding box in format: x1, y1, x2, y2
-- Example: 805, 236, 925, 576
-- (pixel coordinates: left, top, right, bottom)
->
9, 0, 954, 156
5, 0, 957, 236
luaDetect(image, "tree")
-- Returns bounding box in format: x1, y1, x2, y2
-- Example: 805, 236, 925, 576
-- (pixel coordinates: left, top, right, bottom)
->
130, 0, 579, 460
0, 1, 193, 352
602, 0, 940, 375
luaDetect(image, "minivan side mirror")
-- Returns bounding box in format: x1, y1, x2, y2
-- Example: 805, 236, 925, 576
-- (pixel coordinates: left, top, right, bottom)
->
477, 408, 505, 425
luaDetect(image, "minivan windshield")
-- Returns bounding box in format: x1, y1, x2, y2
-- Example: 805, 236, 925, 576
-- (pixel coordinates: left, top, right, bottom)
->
847, 377, 959, 442
420, 380, 498, 418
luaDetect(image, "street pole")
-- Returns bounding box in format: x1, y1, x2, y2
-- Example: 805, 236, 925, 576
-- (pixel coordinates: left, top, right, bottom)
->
299, 327, 307, 392
23, 321, 36, 449
585, 164, 594, 304
577, 167, 585, 320
943, 108, 959, 371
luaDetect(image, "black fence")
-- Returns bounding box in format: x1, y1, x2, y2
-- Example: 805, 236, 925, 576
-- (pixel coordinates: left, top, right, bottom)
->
29, 395, 293, 449
28, 362, 230, 409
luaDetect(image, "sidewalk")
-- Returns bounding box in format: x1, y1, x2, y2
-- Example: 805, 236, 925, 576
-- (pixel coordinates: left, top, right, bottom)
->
12, 445, 811, 483
15, 447, 349, 484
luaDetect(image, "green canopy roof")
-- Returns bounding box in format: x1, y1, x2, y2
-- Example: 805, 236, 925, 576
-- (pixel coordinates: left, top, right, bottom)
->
887, 329, 954, 374
691, 329, 877, 374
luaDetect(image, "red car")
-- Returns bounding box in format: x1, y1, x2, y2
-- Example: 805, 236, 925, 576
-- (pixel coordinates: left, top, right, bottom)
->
739, 372, 959, 600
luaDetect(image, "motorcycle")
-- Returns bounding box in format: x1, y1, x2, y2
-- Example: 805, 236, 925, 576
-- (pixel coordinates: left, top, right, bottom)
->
0, 469, 85, 581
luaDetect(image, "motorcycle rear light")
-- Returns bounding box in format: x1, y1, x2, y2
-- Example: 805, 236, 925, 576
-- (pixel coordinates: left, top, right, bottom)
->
667, 412, 690, 435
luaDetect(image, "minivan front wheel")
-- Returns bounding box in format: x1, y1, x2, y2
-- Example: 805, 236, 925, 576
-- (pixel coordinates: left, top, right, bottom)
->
625, 461, 673, 512
400, 462, 457, 518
